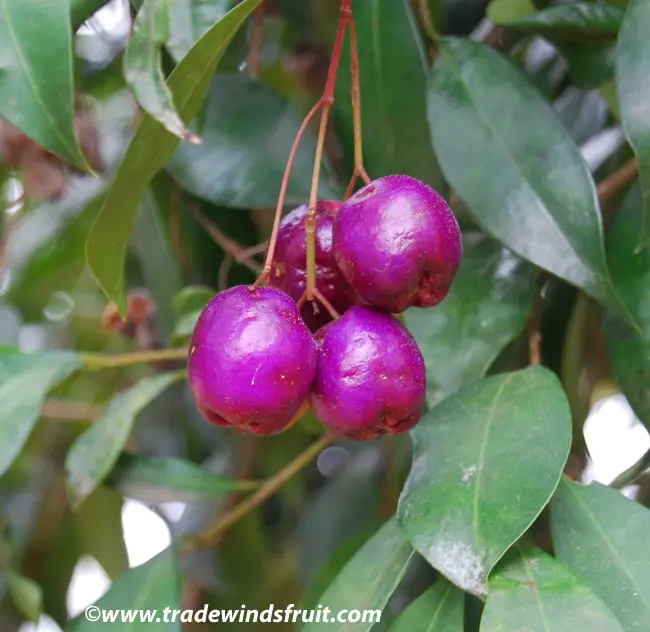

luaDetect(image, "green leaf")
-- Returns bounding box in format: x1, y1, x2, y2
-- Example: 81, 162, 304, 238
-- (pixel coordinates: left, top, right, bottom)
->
616, 0, 650, 246
85, 0, 263, 315
172, 285, 215, 340
551, 479, 650, 632
397, 366, 572, 597
482, 542, 625, 632
67, 547, 180, 632
124, 0, 196, 142
602, 184, 650, 428
0, 0, 89, 170
167, 0, 235, 62
8, 571, 43, 623
487, 0, 536, 24
65, 371, 185, 509
562, 42, 616, 89
388, 579, 464, 632
428, 38, 634, 329
404, 236, 535, 406
167, 74, 340, 209
107, 453, 256, 503
334, 0, 444, 191
496, 3, 624, 42
0, 351, 80, 477
303, 518, 414, 632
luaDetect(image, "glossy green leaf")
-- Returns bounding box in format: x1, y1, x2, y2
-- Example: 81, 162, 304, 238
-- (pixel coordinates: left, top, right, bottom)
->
67, 547, 180, 631
397, 366, 572, 597
167, 0, 235, 61
562, 42, 616, 89
0, 351, 80, 477
405, 236, 535, 406
124, 0, 196, 142
334, 0, 444, 191
107, 453, 256, 503
482, 542, 625, 632
602, 185, 650, 428
167, 74, 340, 209
303, 518, 414, 632
85, 0, 263, 315
496, 3, 624, 42
65, 371, 185, 509
173, 285, 215, 340
487, 0, 535, 24
551, 479, 650, 632
616, 0, 650, 246
8, 571, 43, 624
428, 38, 634, 329
0, 0, 89, 170
388, 579, 464, 632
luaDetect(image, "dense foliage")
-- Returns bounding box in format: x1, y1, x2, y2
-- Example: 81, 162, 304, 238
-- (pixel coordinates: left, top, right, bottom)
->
0, 0, 649, 630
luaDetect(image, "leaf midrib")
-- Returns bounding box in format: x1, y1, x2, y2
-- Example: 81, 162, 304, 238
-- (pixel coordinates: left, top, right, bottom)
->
437, 43, 606, 285
0, 0, 80, 161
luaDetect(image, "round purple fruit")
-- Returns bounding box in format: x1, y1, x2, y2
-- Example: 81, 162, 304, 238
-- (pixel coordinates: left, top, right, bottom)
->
269, 200, 357, 331
188, 286, 317, 436
333, 175, 462, 313
309, 306, 426, 440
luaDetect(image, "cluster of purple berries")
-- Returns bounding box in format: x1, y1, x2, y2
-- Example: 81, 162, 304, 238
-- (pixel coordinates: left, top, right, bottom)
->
187, 175, 462, 440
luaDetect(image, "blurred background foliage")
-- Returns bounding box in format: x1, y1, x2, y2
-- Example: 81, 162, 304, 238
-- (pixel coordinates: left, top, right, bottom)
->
0, 0, 649, 630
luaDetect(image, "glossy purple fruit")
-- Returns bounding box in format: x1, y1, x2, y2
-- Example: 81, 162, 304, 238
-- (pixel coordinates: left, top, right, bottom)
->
309, 306, 426, 440
188, 286, 317, 436
333, 175, 462, 313
269, 200, 357, 331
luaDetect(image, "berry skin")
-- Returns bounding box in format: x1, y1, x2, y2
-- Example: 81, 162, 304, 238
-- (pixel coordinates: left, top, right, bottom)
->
309, 306, 426, 440
333, 175, 462, 313
269, 200, 357, 331
188, 286, 317, 436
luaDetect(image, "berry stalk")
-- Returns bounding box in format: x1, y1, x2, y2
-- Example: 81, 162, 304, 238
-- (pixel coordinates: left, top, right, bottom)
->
345, 16, 371, 199
305, 0, 352, 298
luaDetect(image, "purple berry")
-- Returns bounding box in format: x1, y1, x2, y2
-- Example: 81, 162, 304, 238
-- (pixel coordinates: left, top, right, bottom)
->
309, 306, 426, 440
333, 175, 462, 313
188, 286, 317, 436
269, 200, 358, 331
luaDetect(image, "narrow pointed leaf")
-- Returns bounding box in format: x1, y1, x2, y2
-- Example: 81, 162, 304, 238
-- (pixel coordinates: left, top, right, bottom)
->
496, 3, 624, 43
428, 38, 634, 329
107, 453, 257, 503
334, 0, 444, 190
65, 371, 185, 509
124, 0, 196, 142
405, 236, 534, 406
397, 367, 571, 597
0, 0, 89, 170
616, 0, 650, 247
303, 518, 414, 632
167, 75, 340, 209
482, 542, 625, 632
85, 0, 263, 315
0, 350, 80, 477
551, 479, 650, 632
388, 579, 464, 632
67, 547, 180, 632
602, 184, 650, 428
173, 285, 215, 340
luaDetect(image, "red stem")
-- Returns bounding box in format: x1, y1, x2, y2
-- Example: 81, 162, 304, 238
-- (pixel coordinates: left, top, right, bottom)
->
254, 99, 324, 287
305, 0, 352, 298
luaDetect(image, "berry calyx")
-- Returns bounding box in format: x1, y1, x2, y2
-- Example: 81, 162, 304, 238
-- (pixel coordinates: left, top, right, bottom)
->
309, 306, 426, 440
188, 286, 317, 436
333, 175, 462, 313
268, 200, 357, 331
